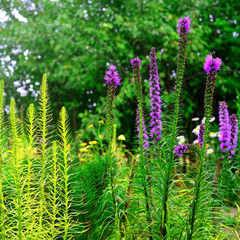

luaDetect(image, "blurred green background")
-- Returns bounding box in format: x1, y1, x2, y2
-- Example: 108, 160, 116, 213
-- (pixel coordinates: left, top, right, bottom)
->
0, 0, 239, 147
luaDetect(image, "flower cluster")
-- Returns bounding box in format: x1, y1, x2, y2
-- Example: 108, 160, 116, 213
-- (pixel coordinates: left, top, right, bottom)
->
229, 114, 238, 157
174, 144, 188, 157
177, 16, 191, 34
149, 47, 162, 141
130, 58, 141, 67
203, 55, 222, 121
197, 123, 205, 146
104, 65, 120, 88
219, 101, 231, 154
203, 55, 222, 75
105, 65, 120, 146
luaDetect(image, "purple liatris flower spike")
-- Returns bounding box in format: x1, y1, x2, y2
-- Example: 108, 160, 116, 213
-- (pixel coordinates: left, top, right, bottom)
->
104, 65, 120, 88
204, 55, 222, 120
203, 55, 222, 75
131, 58, 141, 67
197, 123, 205, 146
229, 114, 238, 157
105, 65, 120, 145
149, 47, 162, 141
175, 16, 191, 90
219, 101, 231, 154
174, 144, 188, 157
178, 16, 191, 34
136, 106, 149, 149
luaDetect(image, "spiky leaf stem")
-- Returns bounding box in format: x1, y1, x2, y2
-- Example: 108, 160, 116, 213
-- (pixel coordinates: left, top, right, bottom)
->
187, 56, 221, 239
59, 107, 71, 239
51, 141, 58, 239
39, 73, 49, 229
161, 17, 190, 237
131, 58, 152, 239
10, 98, 23, 239
26, 103, 35, 234
106, 84, 115, 151
0, 80, 5, 239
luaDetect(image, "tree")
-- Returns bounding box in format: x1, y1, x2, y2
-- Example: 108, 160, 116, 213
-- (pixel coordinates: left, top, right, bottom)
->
0, 0, 239, 145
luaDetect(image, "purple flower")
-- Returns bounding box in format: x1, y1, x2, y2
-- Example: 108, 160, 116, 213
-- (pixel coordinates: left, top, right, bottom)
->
174, 144, 188, 157
229, 114, 238, 156
203, 55, 222, 75
136, 106, 149, 149
130, 58, 141, 67
178, 16, 191, 34
149, 47, 162, 141
104, 65, 120, 88
219, 101, 231, 154
197, 123, 205, 146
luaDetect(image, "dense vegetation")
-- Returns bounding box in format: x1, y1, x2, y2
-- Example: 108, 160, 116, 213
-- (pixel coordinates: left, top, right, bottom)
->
0, 1, 240, 239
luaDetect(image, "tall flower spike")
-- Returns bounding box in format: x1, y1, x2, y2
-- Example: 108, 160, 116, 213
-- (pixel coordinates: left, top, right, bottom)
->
131, 58, 142, 102
178, 16, 191, 34
161, 16, 191, 237
219, 101, 231, 154
203, 55, 222, 75
188, 54, 222, 239
136, 106, 149, 150
105, 65, 120, 149
204, 55, 222, 120
131, 58, 145, 150
149, 47, 162, 141
197, 123, 205, 147
229, 114, 238, 157
104, 65, 120, 89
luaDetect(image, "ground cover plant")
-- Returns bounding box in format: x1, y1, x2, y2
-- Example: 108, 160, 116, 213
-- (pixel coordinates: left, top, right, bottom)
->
0, 16, 239, 239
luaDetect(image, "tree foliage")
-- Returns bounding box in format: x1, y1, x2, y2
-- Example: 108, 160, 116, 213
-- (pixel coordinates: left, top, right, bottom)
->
0, 0, 239, 145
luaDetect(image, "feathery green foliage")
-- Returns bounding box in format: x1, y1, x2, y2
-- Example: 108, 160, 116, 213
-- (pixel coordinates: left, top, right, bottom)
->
37, 73, 52, 230
0, 80, 5, 239
10, 98, 23, 239
58, 106, 71, 239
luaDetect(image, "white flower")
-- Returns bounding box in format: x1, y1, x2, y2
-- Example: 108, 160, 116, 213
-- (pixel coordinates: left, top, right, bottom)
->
192, 125, 200, 136
207, 148, 214, 155
192, 117, 199, 121
193, 139, 199, 144
209, 132, 217, 137
178, 139, 185, 144
210, 117, 215, 122
177, 136, 185, 145
202, 117, 215, 124
177, 135, 185, 140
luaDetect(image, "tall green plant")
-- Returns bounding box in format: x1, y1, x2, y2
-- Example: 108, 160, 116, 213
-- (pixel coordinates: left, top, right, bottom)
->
38, 73, 52, 229
187, 55, 222, 239
50, 140, 60, 239
160, 16, 191, 237
10, 98, 23, 239
0, 80, 5, 239
25, 103, 36, 236
131, 58, 153, 239
58, 106, 71, 239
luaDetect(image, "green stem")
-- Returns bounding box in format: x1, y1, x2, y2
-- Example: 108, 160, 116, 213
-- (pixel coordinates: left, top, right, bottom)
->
187, 73, 216, 239
132, 61, 152, 239
161, 31, 188, 238
0, 80, 5, 239
26, 104, 35, 238
10, 98, 22, 239
51, 141, 58, 239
